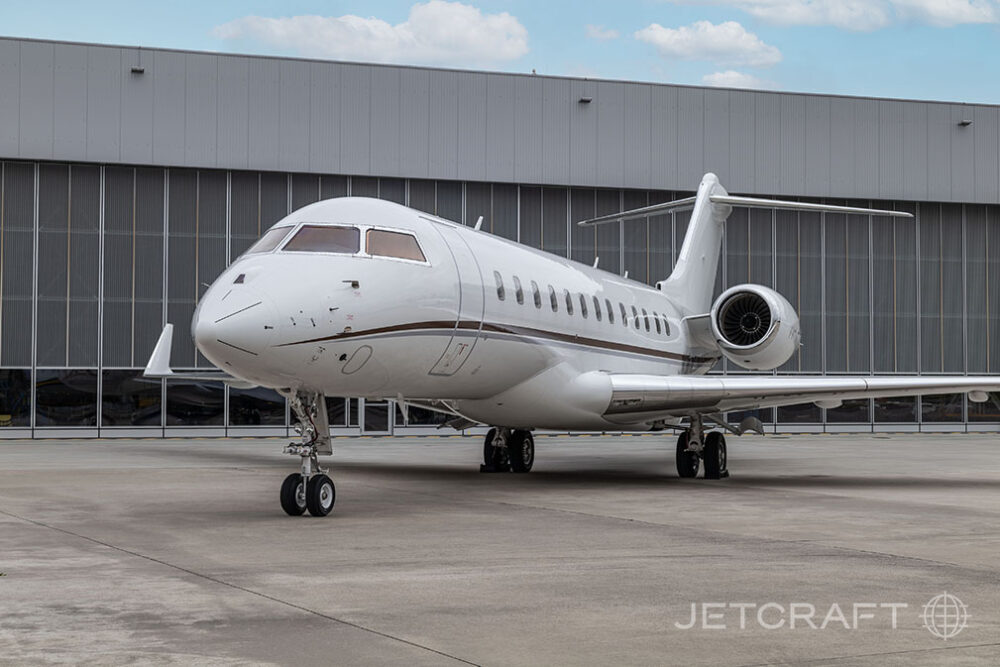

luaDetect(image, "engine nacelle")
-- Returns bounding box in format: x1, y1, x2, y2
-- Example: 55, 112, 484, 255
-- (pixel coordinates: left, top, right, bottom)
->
710, 285, 800, 371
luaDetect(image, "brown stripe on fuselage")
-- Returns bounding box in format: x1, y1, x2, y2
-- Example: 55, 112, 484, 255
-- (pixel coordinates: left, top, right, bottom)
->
275, 319, 718, 364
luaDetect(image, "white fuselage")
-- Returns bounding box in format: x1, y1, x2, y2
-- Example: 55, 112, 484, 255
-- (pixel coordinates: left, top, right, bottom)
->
192, 197, 718, 431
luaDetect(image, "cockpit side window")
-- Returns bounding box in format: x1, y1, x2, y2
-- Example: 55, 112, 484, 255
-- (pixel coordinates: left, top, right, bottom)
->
366, 229, 426, 261
284, 225, 360, 254
247, 226, 292, 254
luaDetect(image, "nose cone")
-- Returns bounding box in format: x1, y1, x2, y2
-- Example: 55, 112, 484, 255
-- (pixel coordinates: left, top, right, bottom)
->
193, 287, 275, 371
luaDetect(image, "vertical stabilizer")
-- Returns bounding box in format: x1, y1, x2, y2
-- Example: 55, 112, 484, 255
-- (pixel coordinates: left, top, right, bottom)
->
659, 173, 731, 314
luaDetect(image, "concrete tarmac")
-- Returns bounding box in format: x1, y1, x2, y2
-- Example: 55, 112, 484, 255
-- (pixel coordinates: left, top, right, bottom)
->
1, 433, 999, 666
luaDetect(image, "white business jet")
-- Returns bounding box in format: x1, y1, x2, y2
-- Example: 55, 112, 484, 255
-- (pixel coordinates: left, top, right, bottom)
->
145, 173, 1000, 517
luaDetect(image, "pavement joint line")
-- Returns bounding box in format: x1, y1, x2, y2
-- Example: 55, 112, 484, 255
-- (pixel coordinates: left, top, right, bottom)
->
733, 640, 1000, 667
0, 507, 479, 666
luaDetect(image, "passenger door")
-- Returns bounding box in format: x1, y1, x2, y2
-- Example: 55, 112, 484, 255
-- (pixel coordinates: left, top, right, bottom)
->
428, 225, 485, 376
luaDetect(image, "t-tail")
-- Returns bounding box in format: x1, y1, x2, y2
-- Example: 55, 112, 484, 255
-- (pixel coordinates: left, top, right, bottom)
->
577, 172, 914, 314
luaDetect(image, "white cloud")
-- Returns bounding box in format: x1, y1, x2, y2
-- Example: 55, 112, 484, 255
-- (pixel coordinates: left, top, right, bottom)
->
666, 1, 998, 31
634, 20, 782, 66
213, 1, 529, 66
702, 70, 775, 88
585, 24, 620, 40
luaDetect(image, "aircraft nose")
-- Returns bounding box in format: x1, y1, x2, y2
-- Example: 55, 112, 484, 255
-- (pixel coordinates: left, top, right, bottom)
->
193, 287, 275, 366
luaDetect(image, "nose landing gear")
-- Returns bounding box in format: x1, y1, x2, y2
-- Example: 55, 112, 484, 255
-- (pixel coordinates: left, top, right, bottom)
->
279, 390, 336, 517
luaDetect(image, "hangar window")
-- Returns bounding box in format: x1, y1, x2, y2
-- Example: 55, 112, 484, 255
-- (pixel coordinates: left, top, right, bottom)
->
247, 226, 293, 254
531, 281, 542, 309
513, 276, 524, 304
578, 294, 588, 319
564, 289, 574, 315
366, 229, 426, 262
494, 271, 505, 301
549, 285, 558, 312
652, 311, 662, 335
606, 299, 614, 324
592, 296, 602, 322
284, 225, 360, 254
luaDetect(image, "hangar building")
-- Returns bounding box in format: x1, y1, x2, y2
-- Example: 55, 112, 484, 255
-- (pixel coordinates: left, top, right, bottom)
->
0, 36, 998, 437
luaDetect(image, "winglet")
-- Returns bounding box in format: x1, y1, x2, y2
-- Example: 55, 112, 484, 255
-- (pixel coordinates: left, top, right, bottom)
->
144, 324, 175, 377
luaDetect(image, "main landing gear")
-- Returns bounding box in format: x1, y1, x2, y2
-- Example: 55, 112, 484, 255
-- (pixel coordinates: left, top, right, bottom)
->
279, 390, 336, 517
675, 416, 729, 480
481, 427, 534, 473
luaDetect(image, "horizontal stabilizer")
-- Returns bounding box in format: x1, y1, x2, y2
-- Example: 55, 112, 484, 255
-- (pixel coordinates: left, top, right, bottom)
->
143, 324, 256, 388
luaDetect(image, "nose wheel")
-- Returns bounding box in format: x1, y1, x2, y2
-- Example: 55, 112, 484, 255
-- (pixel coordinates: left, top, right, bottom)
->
279, 389, 337, 517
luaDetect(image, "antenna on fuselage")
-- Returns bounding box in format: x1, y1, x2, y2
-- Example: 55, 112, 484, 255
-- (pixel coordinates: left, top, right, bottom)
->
593, 256, 599, 268
624, 270, 629, 279
474, 216, 484, 231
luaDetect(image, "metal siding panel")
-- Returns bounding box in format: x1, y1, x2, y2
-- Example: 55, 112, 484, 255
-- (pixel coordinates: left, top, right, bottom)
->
399, 69, 430, 177
37, 164, 69, 367
829, 98, 854, 197
754, 92, 780, 194
278, 60, 311, 173
595, 81, 625, 188
966, 205, 988, 373
152, 50, 186, 166
623, 85, 651, 189
308, 62, 340, 174
85, 46, 121, 162
542, 78, 571, 184
184, 53, 218, 168
457, 72, 488, 181
902, 102, 928, 200
919, 204, 942, 372
68, 165, 100, 366
804, 96, 830, 197
892, 205, 919, 373
120, 48, 154, 164
622, 190, 648, 282
427, 71, 458, 179
676, 87, 704, 186
926, 104, 952, 200
248, 58, 281, 170
951, 105, 975, 201
878, 101, 905, 199
728, 90, 754, 192
973, 106, 998, 201
798, 211, 823, 372
486, 75, 516, 182
703, 89, 729, 184
780, 94, 805, 196
825, 212, 848, 372
0, 41, 20, 156
339, 64, 372, 174
102, 166, 133, 367
990, 206, 1000, 374
846, 214, 870, 372
541, 186, 568, 258
19, 41, 54, 158
0, 162, 35, 366
569, 79, 597, 185
595, 188, 621, 274
369, 66, 401, 177
52, 43, 88, 161
514, 76, 544, 184
215, 57, 249, 169
133, 168, 165, 364
167, 169, 198, 367
941, 203, 964, 371
872, 214, 894, 372
853, 99, 879, 198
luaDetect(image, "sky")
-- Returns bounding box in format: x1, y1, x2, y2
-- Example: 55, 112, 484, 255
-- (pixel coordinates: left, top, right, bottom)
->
2, 1, 1000, 104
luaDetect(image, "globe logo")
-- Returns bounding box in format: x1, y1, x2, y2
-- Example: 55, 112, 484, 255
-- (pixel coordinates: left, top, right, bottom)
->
921, 592, 969, 640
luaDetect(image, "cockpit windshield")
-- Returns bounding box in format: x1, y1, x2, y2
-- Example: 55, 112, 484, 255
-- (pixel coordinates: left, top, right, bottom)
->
283, 225, 360, 254
246, 226, 292, 254
366, 229, 426, 262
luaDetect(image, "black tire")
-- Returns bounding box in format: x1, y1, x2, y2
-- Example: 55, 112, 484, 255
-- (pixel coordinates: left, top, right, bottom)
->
509, 431, 534, 473
483, 428, 498, 466
676, 431, 700, 478
280, 473, 307, 516
703, 432, 728, 480
306, 474, 336, 517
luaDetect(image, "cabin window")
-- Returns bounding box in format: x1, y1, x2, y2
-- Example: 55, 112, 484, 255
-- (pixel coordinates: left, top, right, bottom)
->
579, 294, 588, 318
592, 296, 602, 322
247, 226, 292, 254
549, 285, 558, 312
606, 299, 614, 324
564, 289, 574, 315
631, 305, 640, 330
531, 280, 542, 309
366, 229, 426, 261
513, 276, 524, 305
620, 303, 628, 327
641, 308, 650, 332
653, 311, 662, 334
494, 271, 505, 301
662, 316, 671, 336
284, 225, 360, 254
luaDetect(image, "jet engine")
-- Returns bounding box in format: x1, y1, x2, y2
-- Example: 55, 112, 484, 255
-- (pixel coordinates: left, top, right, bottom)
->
710, 285, 800, 371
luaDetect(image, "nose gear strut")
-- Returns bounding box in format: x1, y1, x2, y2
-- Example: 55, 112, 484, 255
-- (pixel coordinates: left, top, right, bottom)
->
278, 389, 336, 516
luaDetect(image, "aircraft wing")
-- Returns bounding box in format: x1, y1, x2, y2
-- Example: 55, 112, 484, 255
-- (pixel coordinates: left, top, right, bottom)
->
604, 374, 1000, 421
143, 324, 257, 389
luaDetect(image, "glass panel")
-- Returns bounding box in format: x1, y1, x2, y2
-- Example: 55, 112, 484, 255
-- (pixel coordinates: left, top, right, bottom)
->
325, 397, 347, 427
826, 398, 871, 423
349, 398, 360, 427
285, 225, 360, 254
407, 406, 449, 426
351, 176, 378, 197
229, 387, 287, 426
363, 402, 390, 432
247, 226, 292, 254
378, 178, 405, 204
35, 369, 98, 427
0, 368, 31, 427
652, 312, 661, 334
620, 303, 628, 326
578, 294, 588, 318
542, 187, 567, 258
606, 299, 614, 324
728, 408, 773, 425
593, 296, 602, 322
968, 392, 1000, 422
641, 308, 650, 332
366, 230, 425, 261
921, 394, 963, 422
494, 271, 505, 301
531, 281, 541, 309
520, 186, 542, 249
548, 285, 558, 312
564, 290, 574, 315
513, 276, 524, 304
776, 403, 822, 423
874, 397, 917, 423
408, 179, 435, 214
631, 306, 640, 329
166, 380, 225, 426
436, 181, 463, 223
101, 370, 162, 426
